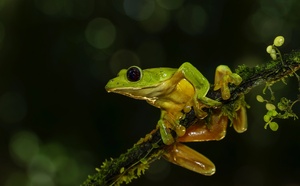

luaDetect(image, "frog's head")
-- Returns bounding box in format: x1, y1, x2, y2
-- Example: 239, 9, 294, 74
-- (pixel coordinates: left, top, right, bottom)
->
105, 66, 176, 99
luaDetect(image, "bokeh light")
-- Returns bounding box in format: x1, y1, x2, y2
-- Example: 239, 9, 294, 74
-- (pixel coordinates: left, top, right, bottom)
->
85, 18, 116, 49
10, 131, 40, 166
54, 156, 80, 185
8, 131, 89, 186
123, 0, 155, 21
28, 154, 56, 178
248, 11, 285, 42
177, 4, 207, 35
244, 0, 300, 43
34, 0, 94, 19
28, 171, 54, 186
156, 0, 185, 10
34, 0, 66, 16
140, 6, 170, 33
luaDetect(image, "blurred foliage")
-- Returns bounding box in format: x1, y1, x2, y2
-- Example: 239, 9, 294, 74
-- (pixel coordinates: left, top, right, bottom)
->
0, 0, 300, 185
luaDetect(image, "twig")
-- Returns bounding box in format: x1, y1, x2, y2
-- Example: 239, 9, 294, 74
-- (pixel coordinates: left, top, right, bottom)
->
81, 50, 300, 186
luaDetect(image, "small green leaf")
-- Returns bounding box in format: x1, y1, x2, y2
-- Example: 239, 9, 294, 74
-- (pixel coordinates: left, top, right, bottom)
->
256, 95, 265, 102
120, 167, 125, 173
264, 115, 270, 122
270, 53, 277, 60
266, 103, 276, 111
266, 45, 273, 54
273, 36, 285, 47
269, 121, 279, 131
269, 110, 278, 117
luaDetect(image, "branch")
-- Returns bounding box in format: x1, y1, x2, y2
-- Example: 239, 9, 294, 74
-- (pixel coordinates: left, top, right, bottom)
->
81, 50, 300, 186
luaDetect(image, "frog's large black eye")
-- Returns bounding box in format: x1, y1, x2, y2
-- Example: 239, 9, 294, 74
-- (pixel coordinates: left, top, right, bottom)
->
127, 66, 142, 82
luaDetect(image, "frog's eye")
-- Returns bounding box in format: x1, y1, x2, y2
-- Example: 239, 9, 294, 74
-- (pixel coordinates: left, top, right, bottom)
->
127, 66, 142, 82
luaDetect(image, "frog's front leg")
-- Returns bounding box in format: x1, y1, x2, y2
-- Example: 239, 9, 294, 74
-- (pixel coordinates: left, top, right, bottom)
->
176, 62, 222, 118
163, 142, 215, 175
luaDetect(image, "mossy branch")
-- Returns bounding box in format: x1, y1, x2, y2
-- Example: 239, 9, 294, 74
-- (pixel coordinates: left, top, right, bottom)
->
82, 50, 300, 186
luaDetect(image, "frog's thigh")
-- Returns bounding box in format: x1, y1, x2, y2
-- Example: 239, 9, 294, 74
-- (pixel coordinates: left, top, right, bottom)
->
163, 143, 215, 175
178, 113, 228, 142
233, 106, 247, 133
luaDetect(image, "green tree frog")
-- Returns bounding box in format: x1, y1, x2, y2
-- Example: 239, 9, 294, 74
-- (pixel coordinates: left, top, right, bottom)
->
105, 62, 244, 145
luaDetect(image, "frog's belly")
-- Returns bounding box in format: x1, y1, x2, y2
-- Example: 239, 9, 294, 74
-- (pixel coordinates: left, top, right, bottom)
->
157, 79, 195, 112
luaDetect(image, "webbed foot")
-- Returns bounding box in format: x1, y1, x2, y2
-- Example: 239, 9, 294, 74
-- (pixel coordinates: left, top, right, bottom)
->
163, 143, 215, 175
214, 65, 242, 100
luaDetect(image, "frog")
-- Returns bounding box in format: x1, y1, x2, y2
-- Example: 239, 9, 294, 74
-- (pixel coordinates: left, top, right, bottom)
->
105, 62, 245, 145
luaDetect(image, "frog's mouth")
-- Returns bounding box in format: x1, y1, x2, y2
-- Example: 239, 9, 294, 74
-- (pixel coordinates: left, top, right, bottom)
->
106, 83, 172, 101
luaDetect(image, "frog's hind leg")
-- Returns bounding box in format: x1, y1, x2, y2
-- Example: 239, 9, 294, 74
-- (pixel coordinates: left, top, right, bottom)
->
232, 105, 247, 133
163, 142, 215, 175
213, 65, 247, 133
178, 110, 228, 142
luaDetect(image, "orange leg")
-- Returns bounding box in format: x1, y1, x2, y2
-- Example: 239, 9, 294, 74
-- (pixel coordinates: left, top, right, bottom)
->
178, 110, 228, 142
162, 106, 247, 175
163, 142, 215, 175
232, 105, 248, 133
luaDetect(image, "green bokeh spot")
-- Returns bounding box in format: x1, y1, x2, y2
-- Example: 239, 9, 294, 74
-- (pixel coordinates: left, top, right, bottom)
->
10, 131, 40, 165
85, 18, 116, 49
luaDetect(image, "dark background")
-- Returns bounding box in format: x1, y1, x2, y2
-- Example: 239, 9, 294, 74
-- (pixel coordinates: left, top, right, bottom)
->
0, 0, 300, 185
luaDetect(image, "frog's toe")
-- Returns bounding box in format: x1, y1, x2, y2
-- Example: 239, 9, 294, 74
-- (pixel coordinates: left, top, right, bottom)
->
158, 120, 175, 145
183, 105, 192, 113
175, 125, 186, 137
233, 106, 247, 133
161, 132, 174, 145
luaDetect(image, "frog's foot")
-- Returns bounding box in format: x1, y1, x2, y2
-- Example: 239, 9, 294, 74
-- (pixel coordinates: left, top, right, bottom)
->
158, 119, 174, 145
163, 142, 215, 175
164, 114, 186, 137
232, 105, 248, 133
158, 112, 187, 145
193, 96, 222, 119
214, 65, 242, 100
